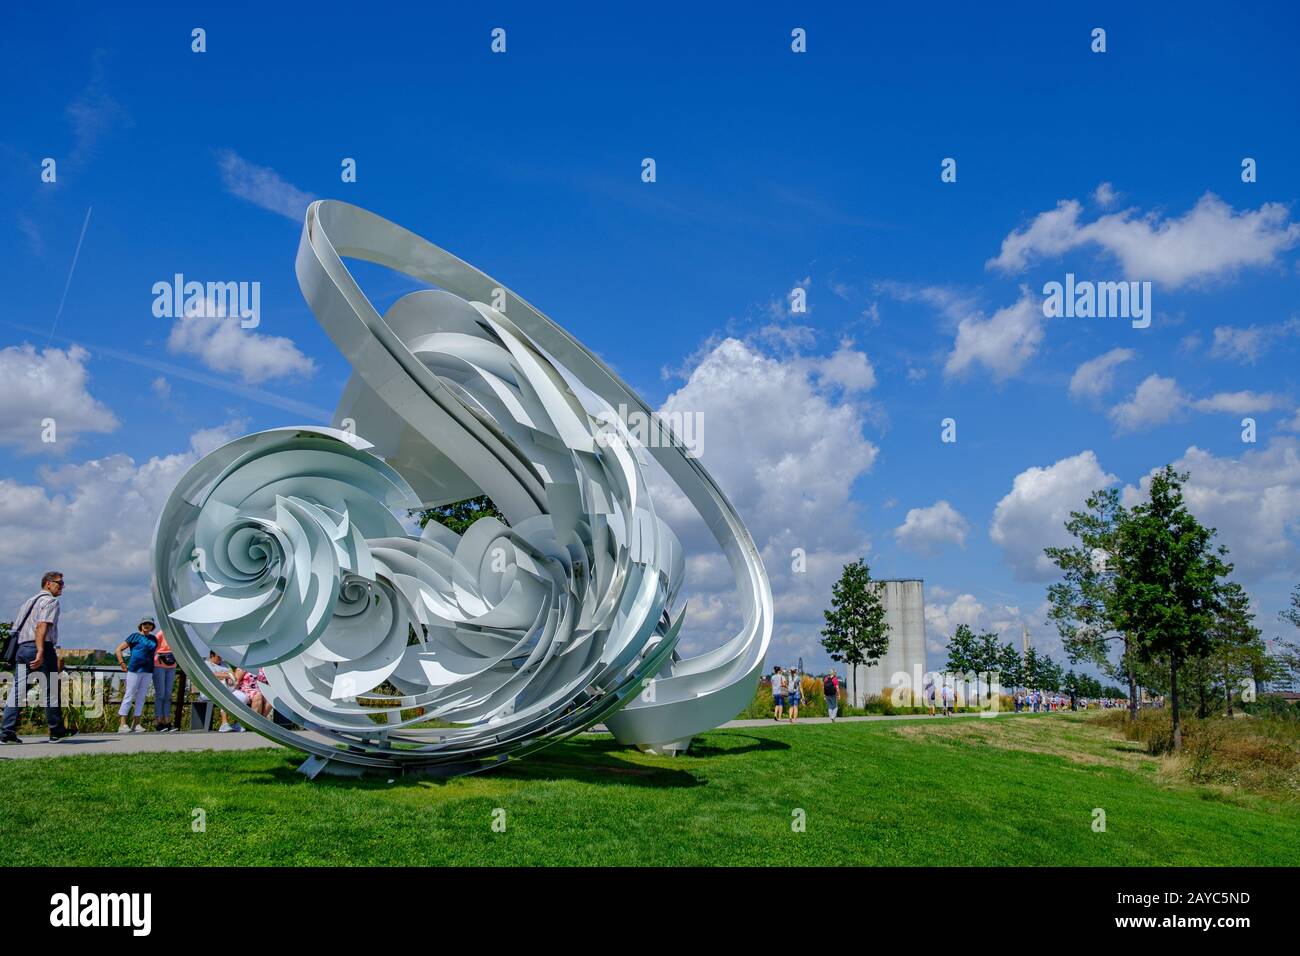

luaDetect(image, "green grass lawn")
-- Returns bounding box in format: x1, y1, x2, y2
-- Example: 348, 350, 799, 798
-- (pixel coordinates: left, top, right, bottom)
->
2, 713, 1296, 865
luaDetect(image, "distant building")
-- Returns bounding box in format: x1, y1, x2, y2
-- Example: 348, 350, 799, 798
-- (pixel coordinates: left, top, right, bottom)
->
846, 579, 927, 707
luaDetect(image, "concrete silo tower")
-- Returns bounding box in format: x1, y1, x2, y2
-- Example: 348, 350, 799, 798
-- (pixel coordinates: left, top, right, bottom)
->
848, 579, 927, 706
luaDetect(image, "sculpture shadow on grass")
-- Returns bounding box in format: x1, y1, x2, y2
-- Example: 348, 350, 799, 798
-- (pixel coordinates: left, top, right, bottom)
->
680, 733, 791, 759
241, 737, 705, 790
489, 737, 704, 789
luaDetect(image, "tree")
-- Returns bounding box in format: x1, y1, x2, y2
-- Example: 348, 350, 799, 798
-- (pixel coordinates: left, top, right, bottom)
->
1045, 488, 1141, 718
820, 559, 890, 704
974, 631, 1002, 703
1207, 581, 1263, 716
997, 642, 1023, 695
1038, 654, 1063, 692
411, 495, 504, 535
1022, 646, 1042, 691
945, 625, 979, 702
1275, 586, 1300, 692
1063, 669, 1080, 709
1112, 467, 1232, 751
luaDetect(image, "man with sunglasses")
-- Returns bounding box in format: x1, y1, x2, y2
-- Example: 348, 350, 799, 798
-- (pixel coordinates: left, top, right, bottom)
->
2, 571, 78, 743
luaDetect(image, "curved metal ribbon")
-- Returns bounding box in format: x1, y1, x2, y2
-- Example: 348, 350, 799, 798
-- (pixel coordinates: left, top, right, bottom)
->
151, 200, 772, 772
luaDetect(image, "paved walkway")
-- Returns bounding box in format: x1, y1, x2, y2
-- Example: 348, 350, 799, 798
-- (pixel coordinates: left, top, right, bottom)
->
0, 729, 287, 760
0, 710, 1023, 760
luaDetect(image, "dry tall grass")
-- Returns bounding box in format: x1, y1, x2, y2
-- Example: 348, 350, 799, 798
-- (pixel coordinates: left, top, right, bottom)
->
1096, 709, 1299, 797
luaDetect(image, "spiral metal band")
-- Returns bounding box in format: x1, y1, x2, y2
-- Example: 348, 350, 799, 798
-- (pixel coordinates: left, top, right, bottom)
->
151, 200, 772, 772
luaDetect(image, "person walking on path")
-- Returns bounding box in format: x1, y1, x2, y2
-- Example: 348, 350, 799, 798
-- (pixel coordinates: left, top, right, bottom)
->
823, 670, 840, 722
787, 668, 803, 724
151, 627, 179, 731
926, 680, 937, 716
941, 682, 955, 716
2, 571, 77, 744
771, 666, 786, 721
115, 617, 159, 734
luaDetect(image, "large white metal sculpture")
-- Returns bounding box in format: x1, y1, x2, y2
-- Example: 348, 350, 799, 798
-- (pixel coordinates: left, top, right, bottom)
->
152, 200, 771, 775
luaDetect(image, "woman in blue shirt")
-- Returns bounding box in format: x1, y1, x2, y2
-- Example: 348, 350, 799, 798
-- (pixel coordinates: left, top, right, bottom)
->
115, 617, 159, 734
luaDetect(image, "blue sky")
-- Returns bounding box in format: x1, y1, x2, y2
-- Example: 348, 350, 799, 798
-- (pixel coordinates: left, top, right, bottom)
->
2, 1, 1299, 682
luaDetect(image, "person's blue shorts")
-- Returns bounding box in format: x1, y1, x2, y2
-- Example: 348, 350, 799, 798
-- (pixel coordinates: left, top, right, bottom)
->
788, 693, 802, 706
773, 694, 786, 707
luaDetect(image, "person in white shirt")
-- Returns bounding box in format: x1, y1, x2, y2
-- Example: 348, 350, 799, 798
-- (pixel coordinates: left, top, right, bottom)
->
771, 666, 787, 721
2, 571, 77, 743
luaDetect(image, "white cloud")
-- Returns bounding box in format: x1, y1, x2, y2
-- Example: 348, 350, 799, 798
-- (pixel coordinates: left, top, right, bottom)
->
944, 288, 1044, 380
1208, 319, 1299, 363
1069, 347, 1136, 400
167, 311, 316, 384
893, 500, 969, 556
1190, 390, 1284, 415
217, 149, 316, 222
0, 344, 119, 454
1109, 374, 1187, 432
1093, 182, 1118, 208
924, 590, 1041, 661
1122, 438, 1300, 581
151, 376, 170, 398
990, 450, 1118, 581
0, 422, 246, 649
813, 341, 877, 392
1210, 325, 1269, 363
1109, 374, 1284, 431
65, 54, 132, 163
657, 337, 878, 551
988, 193, 1300, 288
874, 280, 978, 325
651, 336, 879, 663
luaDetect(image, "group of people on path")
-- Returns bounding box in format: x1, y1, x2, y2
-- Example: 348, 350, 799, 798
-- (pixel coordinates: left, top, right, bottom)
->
114, 615, 178, 733
770, 666, 840, 723
1014, 691, 1071, 712
3, 570, 270, 742
925, 681, 958, 716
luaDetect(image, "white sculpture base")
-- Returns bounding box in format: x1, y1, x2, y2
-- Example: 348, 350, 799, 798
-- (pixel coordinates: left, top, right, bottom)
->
636, 738, 692, 756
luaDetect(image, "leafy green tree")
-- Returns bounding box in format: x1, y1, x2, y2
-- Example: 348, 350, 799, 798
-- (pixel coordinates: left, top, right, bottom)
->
1079, 673, 1103, 698
997, 642, 1023, 694
1112, 466, 1232, 750
1038, 654, 1063, 692
945, 625, 978, 700
1208, 581, 1264, 716
1044, 488, 1141, 718
1063, 669, 1080, 708
411, 495, 504, 535
975, 630, 1002, 701
1021, 646, 1042, 690
820, 559, 890, 704
1275, 586, 1300, 691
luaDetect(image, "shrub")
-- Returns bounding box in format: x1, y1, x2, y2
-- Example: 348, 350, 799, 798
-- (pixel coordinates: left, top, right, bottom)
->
1093, 708, 1300, 795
